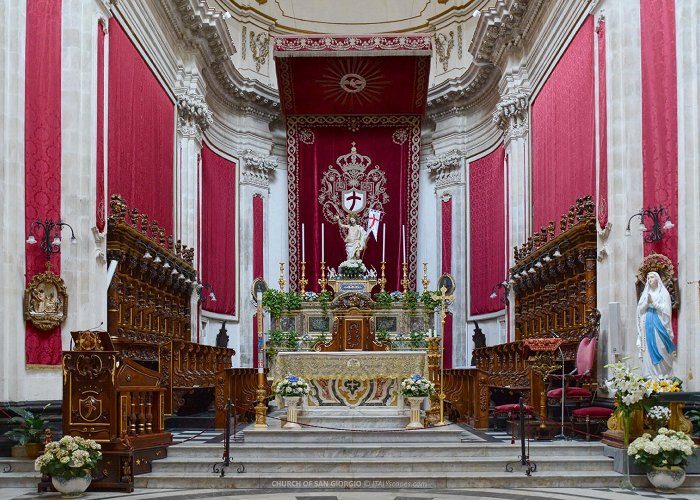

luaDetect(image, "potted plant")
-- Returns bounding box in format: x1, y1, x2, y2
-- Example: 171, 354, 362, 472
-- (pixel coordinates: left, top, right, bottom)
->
275, 375, 310, 429
399, 374, 435, 429
4, 404, 50, 458
35, 435, 102, 497
628, 427, 696, 491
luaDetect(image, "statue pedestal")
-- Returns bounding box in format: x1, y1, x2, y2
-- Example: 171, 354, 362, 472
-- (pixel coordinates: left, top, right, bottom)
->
328, 279, 377, 294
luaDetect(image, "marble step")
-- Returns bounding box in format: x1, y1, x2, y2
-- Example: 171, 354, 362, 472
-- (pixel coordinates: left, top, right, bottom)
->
296, 415, 410, 429
152, 456, 613, 474
169, 442, 607, 459
135, 470, 680, 490
244, 427, 465, 444
0, 472, 41, 488
0, 459, 36, 473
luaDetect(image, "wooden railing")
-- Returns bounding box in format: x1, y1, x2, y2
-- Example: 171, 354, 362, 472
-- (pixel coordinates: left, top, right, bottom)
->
214, 368, 270, 429
442, 368, 490, 429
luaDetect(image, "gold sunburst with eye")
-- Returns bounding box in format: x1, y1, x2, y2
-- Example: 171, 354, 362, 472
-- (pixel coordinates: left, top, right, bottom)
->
316, 58, 390, 107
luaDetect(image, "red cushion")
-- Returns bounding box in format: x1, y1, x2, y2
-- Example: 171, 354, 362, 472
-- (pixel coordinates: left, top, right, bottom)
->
547, 387, 592, 399
572, 406, 613, 418
494, 403, 534, 414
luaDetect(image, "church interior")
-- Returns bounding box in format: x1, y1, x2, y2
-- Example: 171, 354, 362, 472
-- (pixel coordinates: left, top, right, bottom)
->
2, 0, 700, 497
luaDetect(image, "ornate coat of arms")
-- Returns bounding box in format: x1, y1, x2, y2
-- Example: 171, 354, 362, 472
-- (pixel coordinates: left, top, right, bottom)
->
318, 142, 389, 222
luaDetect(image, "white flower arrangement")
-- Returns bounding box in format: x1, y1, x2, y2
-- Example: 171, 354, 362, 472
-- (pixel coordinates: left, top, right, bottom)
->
275, 375, 310, 397
390, 291, 404, 301
605, 359, 652, 409
628, 428, 696, 469
400, 374, 435, 398
647, 405, 671, 425
303, 291, 319, 302
338, 259, 368, 278
34, 435, 102, 479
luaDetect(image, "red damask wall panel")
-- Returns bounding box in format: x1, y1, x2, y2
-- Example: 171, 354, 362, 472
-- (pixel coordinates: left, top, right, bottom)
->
107, 19, 174, 234
24, 0, 63, 365
531, 17, 596, 231
640, 0, 678, 266
469, 146, 506, 316
201, 145, 236, 316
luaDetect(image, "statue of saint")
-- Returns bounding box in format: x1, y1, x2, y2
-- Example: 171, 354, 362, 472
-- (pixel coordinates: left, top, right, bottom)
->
636, 271, 676, 377
335, 214, 367, 261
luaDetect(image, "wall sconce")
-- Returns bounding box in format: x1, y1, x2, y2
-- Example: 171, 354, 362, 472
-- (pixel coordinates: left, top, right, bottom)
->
625, 206, 674, 242
26, 218, 76, 262
489, 280, 511, 305
198, 283, 217, 304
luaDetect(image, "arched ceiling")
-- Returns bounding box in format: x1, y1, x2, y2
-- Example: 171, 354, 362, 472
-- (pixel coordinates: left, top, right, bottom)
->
216, 0, 490, 34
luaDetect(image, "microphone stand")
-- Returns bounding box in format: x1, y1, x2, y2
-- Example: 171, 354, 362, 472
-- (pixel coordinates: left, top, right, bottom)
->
553, 342, 567, 440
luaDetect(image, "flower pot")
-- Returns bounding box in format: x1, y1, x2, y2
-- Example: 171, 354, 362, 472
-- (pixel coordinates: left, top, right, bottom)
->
283, 396, 301, 429
405, 396, 425, 429
10, 445, 27, 458
647, 465, 686, 491
51, 474, 92, 498
25, 442, 43, 459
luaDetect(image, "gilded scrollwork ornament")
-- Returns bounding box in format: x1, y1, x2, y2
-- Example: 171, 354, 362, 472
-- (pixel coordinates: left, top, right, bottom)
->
24, 265, 68, 331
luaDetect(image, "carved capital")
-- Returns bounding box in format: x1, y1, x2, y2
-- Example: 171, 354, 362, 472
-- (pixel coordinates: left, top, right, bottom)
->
241, 150, 278, 189
177, 92, 213, 138
426, 150, 463, 189
493, 92, 529, 140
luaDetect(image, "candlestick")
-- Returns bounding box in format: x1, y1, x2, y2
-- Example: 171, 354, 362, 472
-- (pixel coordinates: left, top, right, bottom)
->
299, 261, 308, 294
318, 261, 327, 292
402, 225, 406, 264
422, 262, 430, 291
382, 224, 386, 262
278, 262, 286, 291
378, 261, 387, 292
321, 223, 325, 263
255, 290, 268, 428
401, 262, 409, 294
301, 223, 305, 263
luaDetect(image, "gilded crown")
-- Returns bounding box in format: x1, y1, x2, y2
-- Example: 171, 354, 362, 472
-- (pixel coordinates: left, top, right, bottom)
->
336, 142, 372, 173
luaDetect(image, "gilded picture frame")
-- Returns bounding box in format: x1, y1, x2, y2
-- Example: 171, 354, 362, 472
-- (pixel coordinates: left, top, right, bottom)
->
24, 269, 68, 330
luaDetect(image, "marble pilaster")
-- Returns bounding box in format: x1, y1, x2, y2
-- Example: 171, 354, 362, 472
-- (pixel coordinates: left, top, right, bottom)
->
237, 150, 277, 367
426, 150, 466, 367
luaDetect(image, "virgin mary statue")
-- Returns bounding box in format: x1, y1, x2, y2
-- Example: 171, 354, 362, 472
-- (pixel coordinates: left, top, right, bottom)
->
636, 271, 676, 377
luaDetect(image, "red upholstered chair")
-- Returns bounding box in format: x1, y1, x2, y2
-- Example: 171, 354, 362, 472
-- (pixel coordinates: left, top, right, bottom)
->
546, 335, 597, 416
571, 405, 613, 440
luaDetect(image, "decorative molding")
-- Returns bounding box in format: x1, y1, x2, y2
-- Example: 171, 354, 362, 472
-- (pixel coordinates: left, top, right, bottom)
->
426, 150, 464, 190
457, 25, 463, 60
177, 91, 213, 138
241, 26, 247, 60
492, 92, 529, 140
241, 150, 277, 189
435, 31, 455, 72
249, 31, 270, 72
427, 0, 545, 117
98, 16, 109, 35
159, 0, 280, 117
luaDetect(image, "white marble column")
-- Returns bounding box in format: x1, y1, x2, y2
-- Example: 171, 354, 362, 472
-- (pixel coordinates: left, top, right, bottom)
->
175, 85, 211, 340
493, 68, 530, 342
237, 151, 277, 367
594, 1, 644, 371
426, 151, 467, 367
675, 1, 700, 389
0, 0, 28, 402
60, 1, 110, 361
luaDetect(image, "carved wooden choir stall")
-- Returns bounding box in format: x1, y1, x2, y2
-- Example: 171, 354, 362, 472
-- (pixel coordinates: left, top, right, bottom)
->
58, 195, 234, 491
443, 196, 598, 429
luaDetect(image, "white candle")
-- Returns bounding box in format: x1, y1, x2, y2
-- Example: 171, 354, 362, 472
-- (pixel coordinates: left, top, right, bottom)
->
321, 223, 325, 262
382, 224, 386, 262
301, 223, 306, 262
402, 225, 406, 263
